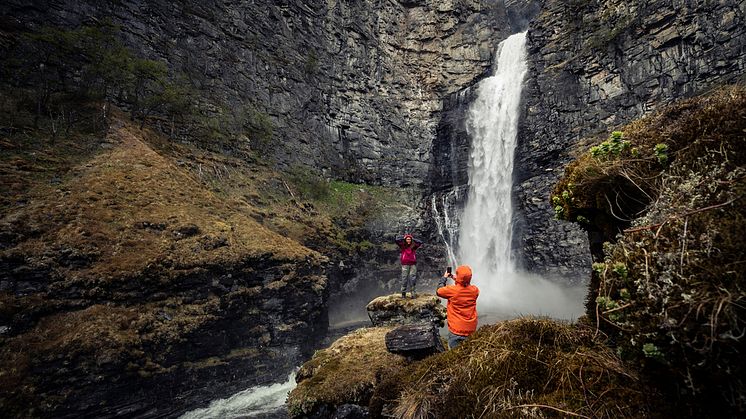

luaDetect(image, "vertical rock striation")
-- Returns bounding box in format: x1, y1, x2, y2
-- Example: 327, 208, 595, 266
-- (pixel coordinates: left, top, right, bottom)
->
0, 0, 513, 188
514, 0, 746, 280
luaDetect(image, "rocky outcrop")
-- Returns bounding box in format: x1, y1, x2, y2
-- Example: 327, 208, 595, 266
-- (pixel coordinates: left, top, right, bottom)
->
0, 118, 328, 417
514, 0, 746, 279
287, 327, 406, 419
289, 292, 447, 418
385, 322, 445, 359
366, 294, 446, 327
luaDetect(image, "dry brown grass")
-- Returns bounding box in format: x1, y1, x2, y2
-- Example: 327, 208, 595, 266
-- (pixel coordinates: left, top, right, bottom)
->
2, 114, 319, 287
370, 317, 658, 418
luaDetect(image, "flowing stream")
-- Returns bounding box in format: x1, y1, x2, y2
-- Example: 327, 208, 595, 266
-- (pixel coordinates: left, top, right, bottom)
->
453, 32, 584, 321
179, 372, 296, 419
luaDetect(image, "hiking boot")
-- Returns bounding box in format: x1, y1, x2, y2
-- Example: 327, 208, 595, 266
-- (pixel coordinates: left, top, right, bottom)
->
410, 292, 417, 299
401, 292, 406, 298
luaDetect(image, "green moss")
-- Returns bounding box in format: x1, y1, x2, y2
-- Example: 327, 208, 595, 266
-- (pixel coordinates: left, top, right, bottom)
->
287, 327, 406, 416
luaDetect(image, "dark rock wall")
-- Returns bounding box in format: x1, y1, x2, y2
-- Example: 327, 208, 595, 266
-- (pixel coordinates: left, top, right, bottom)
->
1, 0, 513, 188
514, 0, 746, 280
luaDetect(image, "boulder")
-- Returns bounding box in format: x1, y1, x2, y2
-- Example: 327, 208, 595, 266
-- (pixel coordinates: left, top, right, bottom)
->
385, 322, 445, 359
366, 294, 446, 327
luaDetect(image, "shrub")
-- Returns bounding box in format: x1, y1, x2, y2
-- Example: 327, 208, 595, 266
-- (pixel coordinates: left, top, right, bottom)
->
370, 318, 660, 418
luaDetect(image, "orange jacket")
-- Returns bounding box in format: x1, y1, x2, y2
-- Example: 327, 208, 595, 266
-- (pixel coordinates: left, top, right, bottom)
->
437, 266, 479, 336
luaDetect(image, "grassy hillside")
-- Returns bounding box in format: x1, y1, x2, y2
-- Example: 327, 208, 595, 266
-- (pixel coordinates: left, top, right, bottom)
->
0, 87, 408, 414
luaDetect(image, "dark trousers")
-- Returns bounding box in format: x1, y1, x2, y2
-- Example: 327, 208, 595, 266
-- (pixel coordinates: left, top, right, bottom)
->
448, 331, 467, 349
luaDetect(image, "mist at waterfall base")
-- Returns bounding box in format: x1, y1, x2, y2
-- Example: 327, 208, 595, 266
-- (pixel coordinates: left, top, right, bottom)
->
452, 32, 585, 322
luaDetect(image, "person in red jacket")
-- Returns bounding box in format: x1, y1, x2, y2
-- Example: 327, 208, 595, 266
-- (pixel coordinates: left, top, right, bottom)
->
437, 265, 479, 348
395, 233, 423, 298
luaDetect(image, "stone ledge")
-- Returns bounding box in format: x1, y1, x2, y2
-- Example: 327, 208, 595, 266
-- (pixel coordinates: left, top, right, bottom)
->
366, 293, 446, 327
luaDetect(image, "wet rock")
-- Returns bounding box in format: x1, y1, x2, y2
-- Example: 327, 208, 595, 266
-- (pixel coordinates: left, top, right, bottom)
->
384, 322, 445, 359
333, 404, 369, 419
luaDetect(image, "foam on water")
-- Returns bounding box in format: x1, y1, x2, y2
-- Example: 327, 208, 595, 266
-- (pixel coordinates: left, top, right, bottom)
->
179, 371, 296, 419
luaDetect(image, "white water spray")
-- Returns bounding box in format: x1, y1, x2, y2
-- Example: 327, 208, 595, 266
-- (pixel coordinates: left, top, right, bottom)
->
457, 32, 584, 320
179, 371, 296, 419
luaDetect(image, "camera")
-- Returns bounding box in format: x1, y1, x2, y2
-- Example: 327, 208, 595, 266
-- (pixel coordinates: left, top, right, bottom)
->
446, 266, 452, 275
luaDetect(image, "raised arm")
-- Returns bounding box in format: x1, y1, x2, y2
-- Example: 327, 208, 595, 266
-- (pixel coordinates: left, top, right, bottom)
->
436, 272, 455, 298
413, 238, 423, 249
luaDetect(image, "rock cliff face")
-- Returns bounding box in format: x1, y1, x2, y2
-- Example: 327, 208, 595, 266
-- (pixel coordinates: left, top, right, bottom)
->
514, 0, 746, 279
1, 0, 514, 188
0, 117, 329, 417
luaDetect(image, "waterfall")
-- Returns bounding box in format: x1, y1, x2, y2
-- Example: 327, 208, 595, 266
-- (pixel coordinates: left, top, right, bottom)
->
455, 32, 584, 319
431, 189, 461, 267
458, 32, 527, 278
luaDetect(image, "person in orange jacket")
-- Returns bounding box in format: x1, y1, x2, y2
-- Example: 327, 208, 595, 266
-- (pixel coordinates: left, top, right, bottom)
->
436, 265, 479, 348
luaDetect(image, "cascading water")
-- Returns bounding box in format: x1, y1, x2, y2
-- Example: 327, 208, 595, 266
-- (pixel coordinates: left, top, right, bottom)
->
455, 32, 585, 320
431, 189, 461, 267
459, 32, 527, 276
179, 371, 297, 419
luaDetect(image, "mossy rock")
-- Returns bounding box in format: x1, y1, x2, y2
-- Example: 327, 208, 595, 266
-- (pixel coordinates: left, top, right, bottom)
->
366, 294, 446, 327
553, 85, 746, 415
287, 327, 407, 417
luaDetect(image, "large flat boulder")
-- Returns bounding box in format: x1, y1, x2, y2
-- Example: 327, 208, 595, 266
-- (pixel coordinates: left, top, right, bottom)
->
366, 294, 446, 327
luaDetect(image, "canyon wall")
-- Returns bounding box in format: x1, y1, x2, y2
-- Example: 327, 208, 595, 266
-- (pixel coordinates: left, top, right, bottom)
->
2, 0, 514, 187
514, 0, 746, 280
0, 1, 526, 415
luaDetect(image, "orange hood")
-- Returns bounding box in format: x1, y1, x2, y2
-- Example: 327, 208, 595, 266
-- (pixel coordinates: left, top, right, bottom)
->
455, 265, 472, 286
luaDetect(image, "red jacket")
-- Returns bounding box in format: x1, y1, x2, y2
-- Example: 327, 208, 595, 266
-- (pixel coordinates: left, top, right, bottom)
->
437, 267, 479, 336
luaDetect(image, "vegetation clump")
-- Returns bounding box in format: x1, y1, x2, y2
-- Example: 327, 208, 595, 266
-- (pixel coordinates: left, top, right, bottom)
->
369, 317, 657, 418
553, 85, 746, 415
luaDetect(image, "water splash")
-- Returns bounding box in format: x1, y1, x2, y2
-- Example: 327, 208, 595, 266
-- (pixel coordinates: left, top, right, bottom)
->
179, 371, 296, 419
